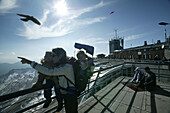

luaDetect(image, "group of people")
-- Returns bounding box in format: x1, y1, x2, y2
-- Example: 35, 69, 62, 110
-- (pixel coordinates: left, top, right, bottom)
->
131, 66, 156, 91
19, 47, 94, 113
19, 47, 157, 112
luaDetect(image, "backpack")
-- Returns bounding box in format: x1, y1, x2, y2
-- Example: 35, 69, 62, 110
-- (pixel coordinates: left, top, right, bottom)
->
64, 57, 94, 95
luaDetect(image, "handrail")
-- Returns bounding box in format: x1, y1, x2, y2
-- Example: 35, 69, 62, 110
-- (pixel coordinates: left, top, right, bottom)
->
124, 61, 170, 65
0, 85, 45, 102
0, 63, 124, 103
0, 61, 169, 113
92, 63, 124, 74
43, 71, 123, 113
0, 63, 124, 113
14, 69, 123, 113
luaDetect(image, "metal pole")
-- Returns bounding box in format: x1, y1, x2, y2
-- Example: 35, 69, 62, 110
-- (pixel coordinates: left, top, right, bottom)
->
165, 28, 167, 42
158, 22, 169, 42
158, 63, 160, 82
121, 62, 125, 76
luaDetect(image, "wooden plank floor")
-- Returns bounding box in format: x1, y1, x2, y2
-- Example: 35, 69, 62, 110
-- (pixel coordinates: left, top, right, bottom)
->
36, 76, 170, 113
78, 76, 170, 113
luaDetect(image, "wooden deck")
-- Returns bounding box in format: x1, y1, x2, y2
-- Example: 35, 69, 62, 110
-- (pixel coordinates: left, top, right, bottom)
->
35, 76, 170, 113
78, 76, 170, 113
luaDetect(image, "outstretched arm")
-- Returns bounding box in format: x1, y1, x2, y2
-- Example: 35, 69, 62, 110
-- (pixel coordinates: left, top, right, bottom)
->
18, 56, 73, 76
18, 57, 32, 64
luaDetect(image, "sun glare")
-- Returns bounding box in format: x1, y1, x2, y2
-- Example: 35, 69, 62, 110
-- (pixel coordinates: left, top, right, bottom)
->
53, 0, 68, 16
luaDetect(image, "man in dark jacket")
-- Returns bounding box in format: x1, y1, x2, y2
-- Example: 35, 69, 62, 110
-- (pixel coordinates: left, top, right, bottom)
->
144, 67, 156, 91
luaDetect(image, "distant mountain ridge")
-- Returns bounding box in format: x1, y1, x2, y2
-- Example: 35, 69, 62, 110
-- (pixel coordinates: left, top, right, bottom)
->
0, 68, 41, 113
0, 62, 30, 75
0, 68, 37, 96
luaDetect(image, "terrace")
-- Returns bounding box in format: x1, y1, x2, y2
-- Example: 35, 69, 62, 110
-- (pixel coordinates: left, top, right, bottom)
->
0, 61, 170, 113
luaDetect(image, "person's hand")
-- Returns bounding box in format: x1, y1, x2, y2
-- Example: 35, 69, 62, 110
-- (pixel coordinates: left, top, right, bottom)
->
18, 57, 32, 64
32, 82, 42, 88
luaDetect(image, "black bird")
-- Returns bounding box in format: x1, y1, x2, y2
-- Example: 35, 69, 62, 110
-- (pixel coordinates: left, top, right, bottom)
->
17, 14, 41, 25
110, 11, 115, 15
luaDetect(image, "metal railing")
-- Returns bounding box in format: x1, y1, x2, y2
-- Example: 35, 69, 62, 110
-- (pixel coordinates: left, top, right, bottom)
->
124, 62, 170, 81
0, 61, 169, 113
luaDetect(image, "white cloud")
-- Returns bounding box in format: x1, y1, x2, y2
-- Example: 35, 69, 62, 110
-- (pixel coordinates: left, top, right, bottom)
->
0, 52, 3, 55
125, 33, 146, 41
69, 1, 109, 19
77, 36, 107, 45
90, 37, 108, 44
40, 10, 50, 25
11, 52, 16, 55
0, 0, 18, 13
78, 17, 106, 25
18, 1, 109, 39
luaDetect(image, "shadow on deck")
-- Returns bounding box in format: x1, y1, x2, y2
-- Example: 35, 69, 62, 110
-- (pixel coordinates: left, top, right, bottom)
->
78, 76, 170, 113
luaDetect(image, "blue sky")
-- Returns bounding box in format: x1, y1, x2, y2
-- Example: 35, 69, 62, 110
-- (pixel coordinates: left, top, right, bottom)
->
0, 0, 170, 63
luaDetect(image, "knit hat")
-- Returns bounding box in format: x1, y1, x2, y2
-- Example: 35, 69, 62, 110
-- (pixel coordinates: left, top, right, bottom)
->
135, 67, 141, 71
135, 67, 144, 74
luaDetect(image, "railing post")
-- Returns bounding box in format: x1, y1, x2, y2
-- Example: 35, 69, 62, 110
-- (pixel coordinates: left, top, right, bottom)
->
121, 62, 125, 76
126, 66, 128, 76
93, 67, 101, 93
158, 62, 160, 82
131, 63, 134, 77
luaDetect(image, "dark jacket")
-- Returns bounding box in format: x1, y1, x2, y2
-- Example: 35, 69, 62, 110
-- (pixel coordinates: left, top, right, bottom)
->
145, 71, 156, 86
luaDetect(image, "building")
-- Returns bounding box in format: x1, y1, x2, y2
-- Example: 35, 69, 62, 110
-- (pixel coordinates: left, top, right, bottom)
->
109, 38, 124, 54
97, 54, 106, 58
109, 38, 170, 60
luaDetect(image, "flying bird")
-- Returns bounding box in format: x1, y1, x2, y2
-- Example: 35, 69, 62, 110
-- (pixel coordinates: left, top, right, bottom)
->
110, 11, 115, 15
17, 14, 41, 25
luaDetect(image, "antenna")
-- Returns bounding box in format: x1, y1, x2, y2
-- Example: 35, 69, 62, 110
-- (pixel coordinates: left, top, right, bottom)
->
114, 29, 118, 39
165, 28, 167, 42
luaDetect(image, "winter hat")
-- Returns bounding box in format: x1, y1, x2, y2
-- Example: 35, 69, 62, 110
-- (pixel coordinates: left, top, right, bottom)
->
135, 67, 144, 74
135, 67, 141, 71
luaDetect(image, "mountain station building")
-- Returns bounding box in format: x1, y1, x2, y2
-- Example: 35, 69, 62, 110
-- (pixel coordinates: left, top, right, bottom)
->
109, 36, 170, 61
